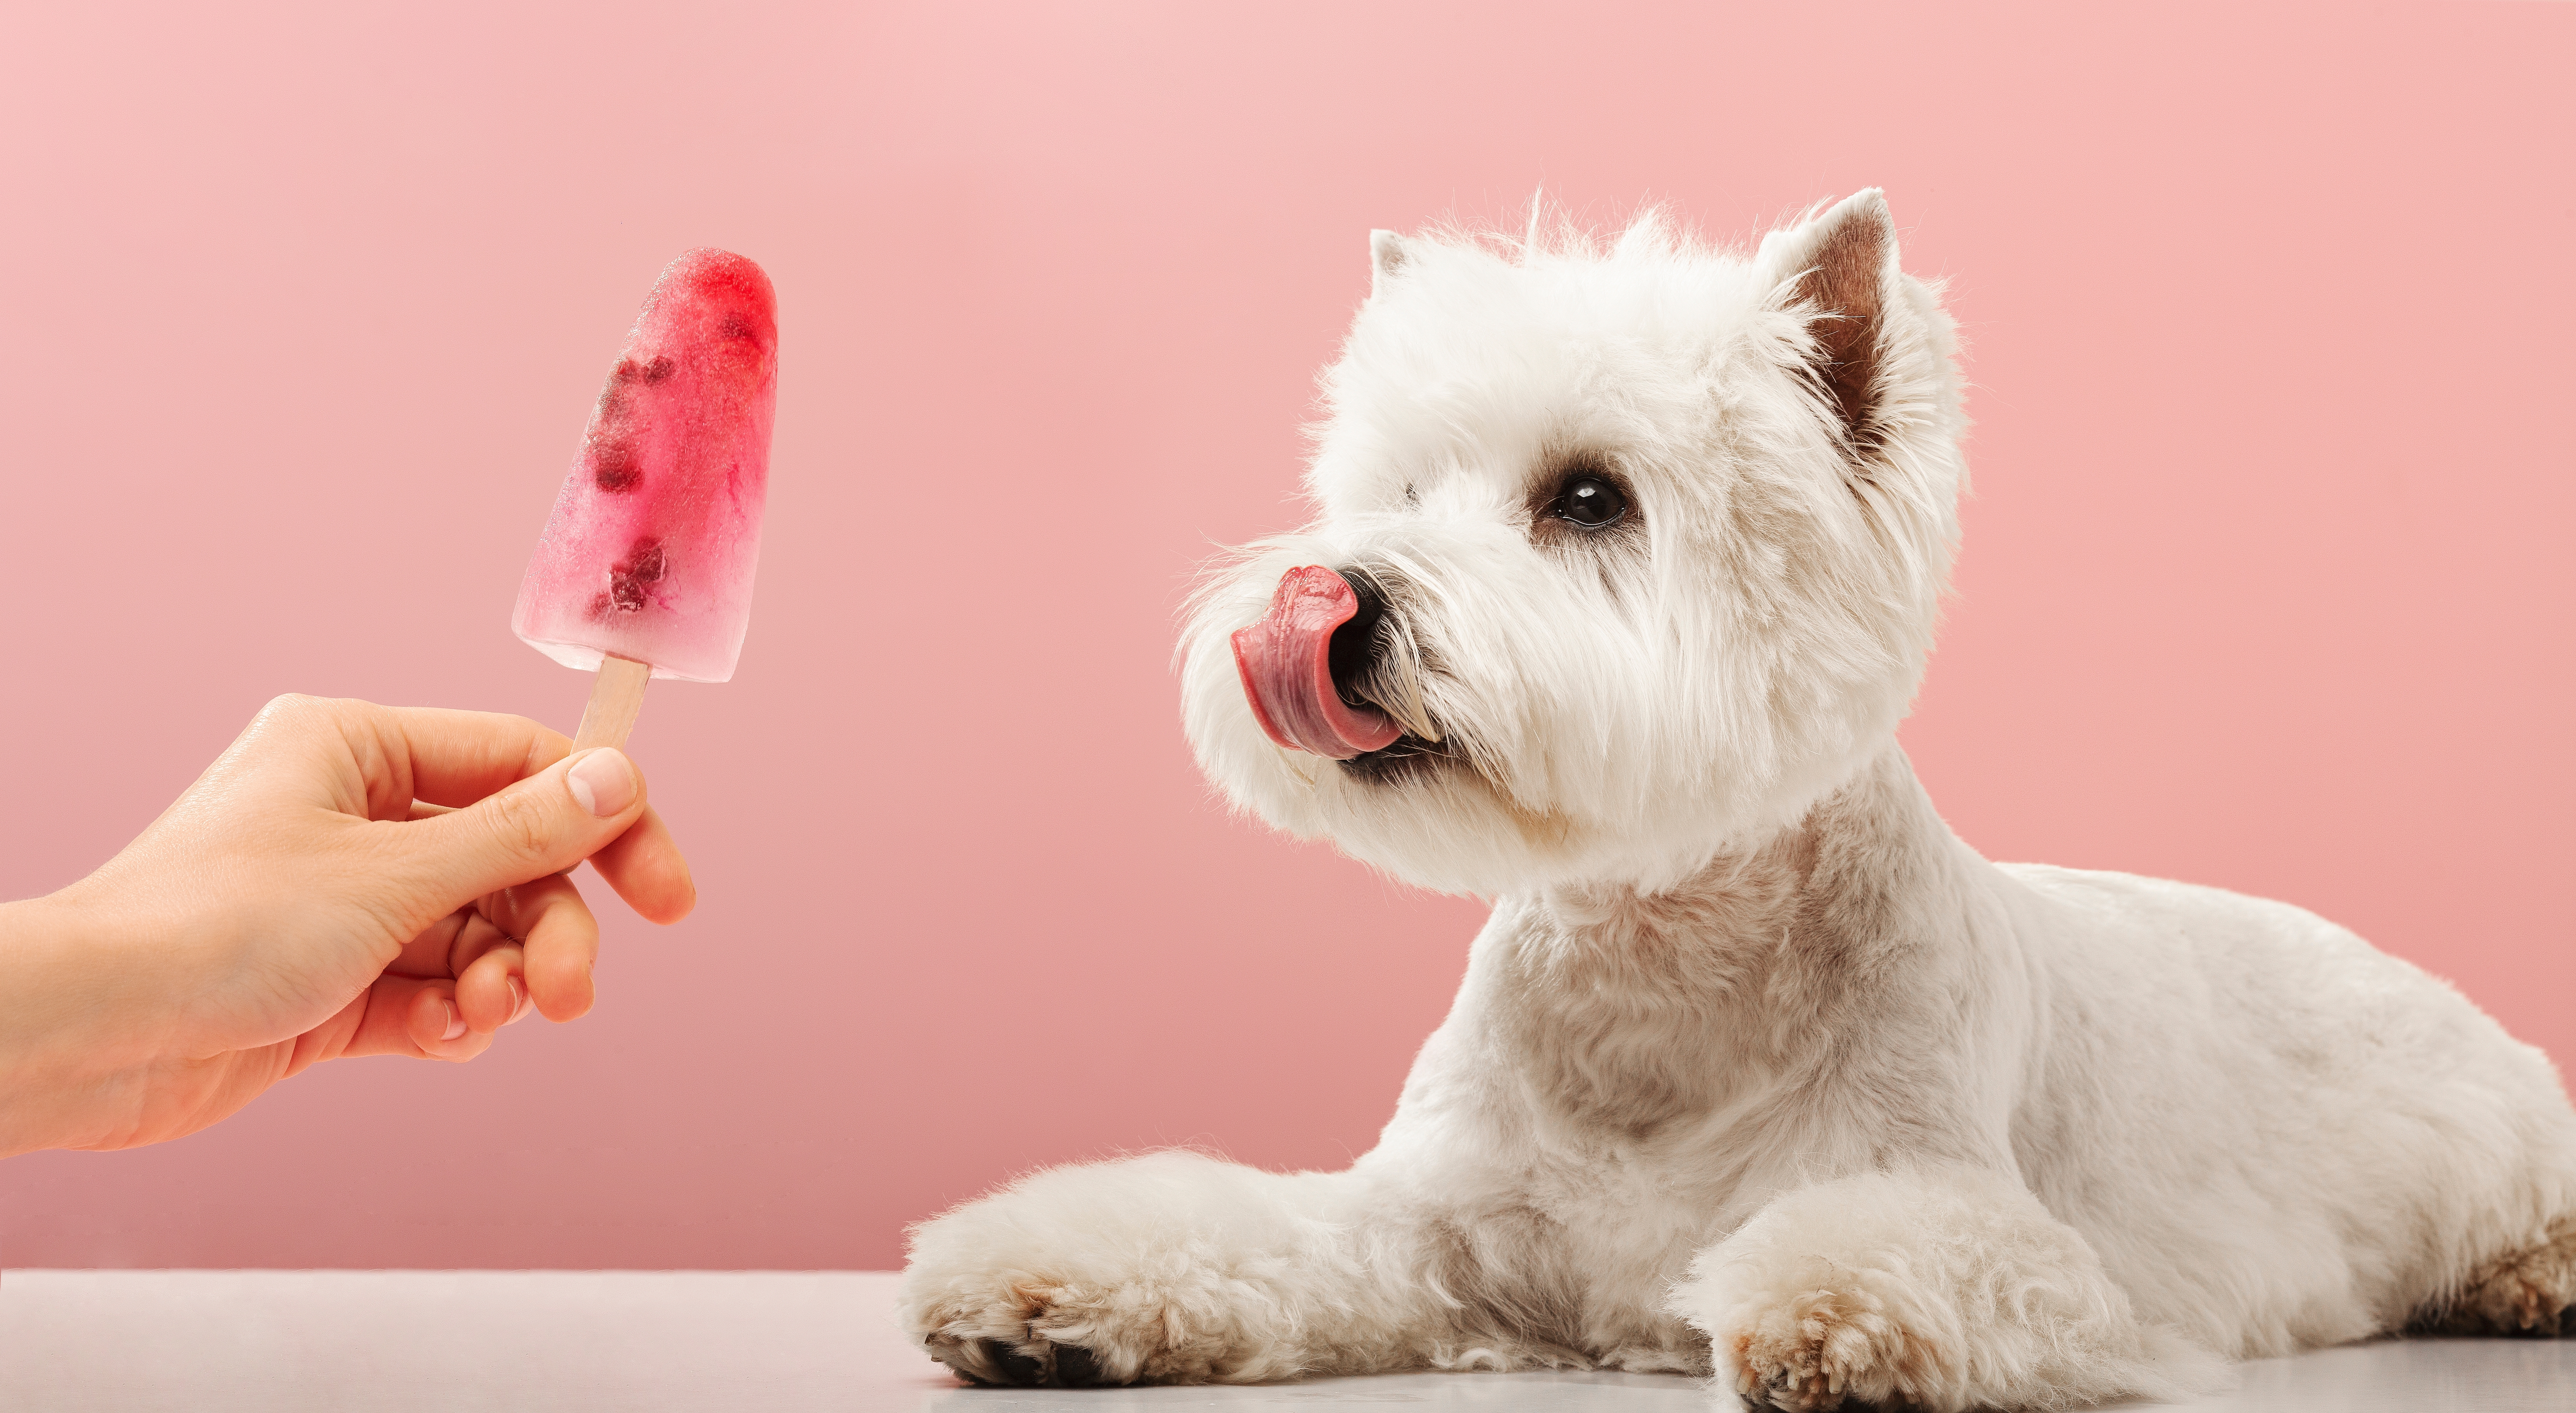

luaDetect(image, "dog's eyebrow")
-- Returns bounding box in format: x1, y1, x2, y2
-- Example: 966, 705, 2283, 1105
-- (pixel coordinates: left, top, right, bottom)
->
1521, 448, 1627, 501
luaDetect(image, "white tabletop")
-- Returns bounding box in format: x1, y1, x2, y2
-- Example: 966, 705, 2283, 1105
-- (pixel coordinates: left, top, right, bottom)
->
2, 1270, 2569, 1412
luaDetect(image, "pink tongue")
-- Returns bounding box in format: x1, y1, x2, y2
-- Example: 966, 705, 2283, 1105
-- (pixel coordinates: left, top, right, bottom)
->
1230, 566, 1404, 759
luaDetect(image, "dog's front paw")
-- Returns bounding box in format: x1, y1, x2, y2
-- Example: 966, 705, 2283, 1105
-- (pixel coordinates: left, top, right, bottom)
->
1673, 1169, 2221, 1413
905, 1274, 1178, 1388
897, 1151, 1338, 1387
1722, 1284, 1917, 1412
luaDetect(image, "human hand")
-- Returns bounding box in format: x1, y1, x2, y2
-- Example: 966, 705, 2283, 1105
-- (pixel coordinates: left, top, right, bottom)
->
0, 695, 694, 1157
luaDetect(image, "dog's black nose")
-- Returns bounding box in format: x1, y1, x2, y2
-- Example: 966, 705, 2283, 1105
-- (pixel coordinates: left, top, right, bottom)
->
1325, 568, 1387, 706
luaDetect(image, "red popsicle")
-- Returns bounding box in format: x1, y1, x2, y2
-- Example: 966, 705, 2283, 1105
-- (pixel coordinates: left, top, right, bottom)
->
511, 249, 778, 748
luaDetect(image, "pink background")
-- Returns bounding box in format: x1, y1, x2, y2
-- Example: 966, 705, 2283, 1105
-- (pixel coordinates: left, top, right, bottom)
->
1, 2, 2568, 1270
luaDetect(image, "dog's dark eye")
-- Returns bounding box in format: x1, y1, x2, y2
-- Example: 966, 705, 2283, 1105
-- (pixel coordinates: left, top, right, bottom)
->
1556, 476, 1627, 528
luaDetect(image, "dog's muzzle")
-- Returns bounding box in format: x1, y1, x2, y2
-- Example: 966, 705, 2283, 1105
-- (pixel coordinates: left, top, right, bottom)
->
1229, 566, 1403, 759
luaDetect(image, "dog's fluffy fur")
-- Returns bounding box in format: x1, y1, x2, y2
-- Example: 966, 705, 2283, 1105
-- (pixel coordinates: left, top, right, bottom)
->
897, 192, 2576, 1410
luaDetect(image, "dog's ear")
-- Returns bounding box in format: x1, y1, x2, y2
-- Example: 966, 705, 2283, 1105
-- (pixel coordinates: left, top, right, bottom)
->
1369, 229, 1409, 301
1757, 190, 1900, 451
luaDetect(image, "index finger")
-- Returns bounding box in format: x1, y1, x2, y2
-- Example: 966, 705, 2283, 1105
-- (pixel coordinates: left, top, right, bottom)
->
588, 804, 696, 924
334, 703, 574, 816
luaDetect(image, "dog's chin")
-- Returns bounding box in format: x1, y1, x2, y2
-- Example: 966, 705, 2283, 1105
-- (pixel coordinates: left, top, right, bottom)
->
1299, 741, 1830, 897
1335, 730, 1456, 786
1304, 740, 1634, 896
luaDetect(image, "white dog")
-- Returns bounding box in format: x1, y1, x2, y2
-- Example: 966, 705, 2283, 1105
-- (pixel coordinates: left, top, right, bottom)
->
897, 192, 2576, 1410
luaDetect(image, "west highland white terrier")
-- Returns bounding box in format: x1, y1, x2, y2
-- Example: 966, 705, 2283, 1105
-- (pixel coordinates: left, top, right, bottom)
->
898, 191, 2576, 1410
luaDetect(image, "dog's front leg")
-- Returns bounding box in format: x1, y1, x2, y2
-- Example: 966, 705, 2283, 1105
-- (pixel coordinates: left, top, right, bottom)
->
897, 1150, 1426, 1387
1669, 1166, 2221, 1412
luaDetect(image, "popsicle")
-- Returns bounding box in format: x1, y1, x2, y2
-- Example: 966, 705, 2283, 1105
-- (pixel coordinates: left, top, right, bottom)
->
511, 248, 778, 749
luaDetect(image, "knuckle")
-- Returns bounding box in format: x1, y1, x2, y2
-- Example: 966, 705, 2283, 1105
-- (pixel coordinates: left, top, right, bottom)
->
517, 719, 565, 774
254, 693, 323, 727
482, 785, 558, 864
251, 693, 372, 747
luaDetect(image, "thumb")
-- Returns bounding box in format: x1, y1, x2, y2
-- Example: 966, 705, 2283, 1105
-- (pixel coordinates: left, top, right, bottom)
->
393, 747, 647, 906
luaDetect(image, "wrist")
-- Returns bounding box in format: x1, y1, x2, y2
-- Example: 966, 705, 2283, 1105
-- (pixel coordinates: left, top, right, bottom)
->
0, 892, 187, 1156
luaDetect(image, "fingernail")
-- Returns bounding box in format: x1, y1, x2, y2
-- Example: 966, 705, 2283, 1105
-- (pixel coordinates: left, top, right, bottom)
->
506, 975, 532, 1024
440, 998, 466, 1041
566, 748, 637, 818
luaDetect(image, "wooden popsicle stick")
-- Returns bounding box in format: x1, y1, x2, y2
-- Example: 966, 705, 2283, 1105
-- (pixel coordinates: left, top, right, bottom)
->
573, 656, 652, 751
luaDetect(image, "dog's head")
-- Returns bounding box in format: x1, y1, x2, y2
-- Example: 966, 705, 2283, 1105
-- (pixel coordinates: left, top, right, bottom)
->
1181, 192, 1966, 895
